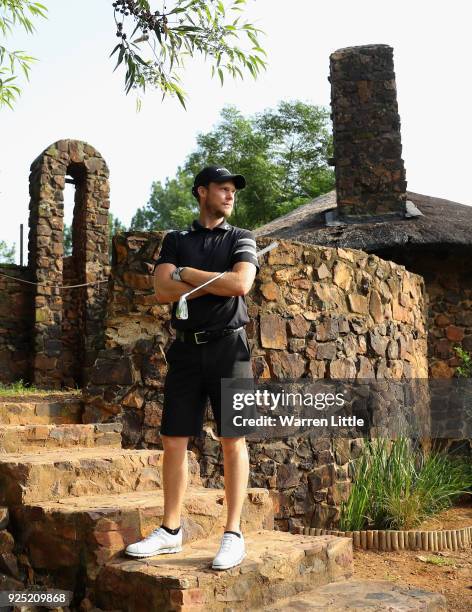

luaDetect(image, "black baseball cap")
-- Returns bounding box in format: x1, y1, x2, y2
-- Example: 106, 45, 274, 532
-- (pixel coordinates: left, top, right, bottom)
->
192, 166, 246, 198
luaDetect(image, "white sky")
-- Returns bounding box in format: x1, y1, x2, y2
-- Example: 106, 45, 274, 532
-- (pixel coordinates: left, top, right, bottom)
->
1, 0, 471, 264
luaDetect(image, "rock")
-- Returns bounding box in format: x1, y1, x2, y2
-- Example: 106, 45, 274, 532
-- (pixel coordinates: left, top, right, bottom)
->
316, 342, 337, 360
369, 289, 383, 323
288, 338, 305, 352
269, 352, 306, 379
333, 261, 352, 290
91, 356, 135, 385
369, 331, 389, 357
348, 294, 369, 314
260, 282, 280, 301
328, 481, 352, 505
387, 339, 399, 359
329, 358, 357, 379
143, 401, 162, 427
121, 388, 144, 409
357, 356, 375, 378
316, 263, 331, 280
308, 463, 335, 491
253, 356, 271, 379
288, 315, 311, 338
260, 314, 287, 349
276, 463, 301, 489
430, 361, 454, 378
316, 318, 339, 341
308, 360, 326, 379
445, 325, 464, 341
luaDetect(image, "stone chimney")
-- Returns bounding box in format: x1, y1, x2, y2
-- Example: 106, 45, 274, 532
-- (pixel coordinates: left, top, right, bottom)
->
329, 44, 407, 220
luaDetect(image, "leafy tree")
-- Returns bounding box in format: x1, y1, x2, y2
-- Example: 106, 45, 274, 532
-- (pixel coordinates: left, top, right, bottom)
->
0, 0, 47, 109
131, 100, 335, 230
0, 239, 15, 263
132, 167, 198, 230
111, 0, 267, 108
1, 1, 266, 111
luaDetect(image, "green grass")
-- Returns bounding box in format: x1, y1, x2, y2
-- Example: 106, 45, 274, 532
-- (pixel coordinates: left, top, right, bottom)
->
0, 379, 81, 397
416, 554, 457, 566
339, 437, 472, 531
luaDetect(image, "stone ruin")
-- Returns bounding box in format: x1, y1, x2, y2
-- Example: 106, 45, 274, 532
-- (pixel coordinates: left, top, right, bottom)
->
0, 140, 111, 388
0, 44, 469, 530
0, 44, 460, 609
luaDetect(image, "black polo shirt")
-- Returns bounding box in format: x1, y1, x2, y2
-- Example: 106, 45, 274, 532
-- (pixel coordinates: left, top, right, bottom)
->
155, 219, 260, 332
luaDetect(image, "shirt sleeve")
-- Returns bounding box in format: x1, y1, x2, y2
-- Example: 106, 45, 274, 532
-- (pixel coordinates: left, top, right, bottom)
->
155, 231, 178, 267
230, 230, 260, 275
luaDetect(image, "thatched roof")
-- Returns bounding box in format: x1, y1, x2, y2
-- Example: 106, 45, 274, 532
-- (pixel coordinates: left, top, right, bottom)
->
254, 190, 472, 252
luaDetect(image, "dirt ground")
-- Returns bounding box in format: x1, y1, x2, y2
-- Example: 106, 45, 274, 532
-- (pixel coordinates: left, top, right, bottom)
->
353, 505, 472, 611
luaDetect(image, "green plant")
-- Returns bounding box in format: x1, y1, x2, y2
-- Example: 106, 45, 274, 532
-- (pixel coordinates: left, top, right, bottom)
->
0, 1, 47, 109
339, 437, 472, 531
453, 345, 472, 377
111, 0, 267, 108
0, 379, 81, 396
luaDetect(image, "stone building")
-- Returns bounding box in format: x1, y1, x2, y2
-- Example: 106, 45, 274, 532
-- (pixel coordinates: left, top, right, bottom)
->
256, 45, 472, 380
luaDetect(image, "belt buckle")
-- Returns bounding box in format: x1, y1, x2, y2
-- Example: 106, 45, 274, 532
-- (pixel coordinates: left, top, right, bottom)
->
194, 331, 208, 344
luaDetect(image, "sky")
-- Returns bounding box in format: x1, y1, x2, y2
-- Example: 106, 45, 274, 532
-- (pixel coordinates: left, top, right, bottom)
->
1, 0, 471, 265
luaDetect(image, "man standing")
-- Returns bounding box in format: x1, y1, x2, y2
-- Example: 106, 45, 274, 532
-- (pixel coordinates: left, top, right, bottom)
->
125, 166, 259, 570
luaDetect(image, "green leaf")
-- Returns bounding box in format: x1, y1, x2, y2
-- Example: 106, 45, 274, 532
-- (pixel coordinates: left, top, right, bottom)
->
109, 44, 121, 58
113, 45, 125, 72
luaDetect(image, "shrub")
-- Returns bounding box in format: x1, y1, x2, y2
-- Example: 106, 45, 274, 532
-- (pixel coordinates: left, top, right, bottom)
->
339, 437, 472, 531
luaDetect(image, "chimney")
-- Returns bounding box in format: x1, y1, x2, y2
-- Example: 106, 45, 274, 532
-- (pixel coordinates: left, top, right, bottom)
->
329, 44, 407, 220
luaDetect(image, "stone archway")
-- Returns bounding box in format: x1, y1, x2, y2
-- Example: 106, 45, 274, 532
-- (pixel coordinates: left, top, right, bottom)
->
28, 140, 111, 389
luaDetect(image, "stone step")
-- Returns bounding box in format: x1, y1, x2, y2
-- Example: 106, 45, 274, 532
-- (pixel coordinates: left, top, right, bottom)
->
261, 578, 447, 611
0, 422, 122, 453
11, 488, 274, 585
94, 531, 353, 611
0, 395, 83, 425
0, 448, 201, 504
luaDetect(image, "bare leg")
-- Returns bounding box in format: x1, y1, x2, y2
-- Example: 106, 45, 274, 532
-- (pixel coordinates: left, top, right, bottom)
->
220, 436, 249, 532
161, 435, 190, 529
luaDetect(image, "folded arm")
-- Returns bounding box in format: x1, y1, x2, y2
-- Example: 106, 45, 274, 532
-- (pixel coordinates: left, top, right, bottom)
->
180, 261, 256, 297
154, 262, 257, 304
153, 263, 209, 304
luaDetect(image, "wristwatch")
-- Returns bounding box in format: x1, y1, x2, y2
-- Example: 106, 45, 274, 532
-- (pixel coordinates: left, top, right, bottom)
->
171, 266, 186, 282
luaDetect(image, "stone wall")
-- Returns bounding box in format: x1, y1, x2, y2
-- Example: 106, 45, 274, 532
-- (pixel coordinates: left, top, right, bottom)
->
329, 44, 407, 218
377, 246, 472, 378
84, 232, 428, 528
0, 265, 34, 384
417, 249, 472, 378
27, 140, 111, 389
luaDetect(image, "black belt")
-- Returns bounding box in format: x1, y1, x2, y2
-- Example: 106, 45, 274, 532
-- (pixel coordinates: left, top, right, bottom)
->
175, 326, 243, 345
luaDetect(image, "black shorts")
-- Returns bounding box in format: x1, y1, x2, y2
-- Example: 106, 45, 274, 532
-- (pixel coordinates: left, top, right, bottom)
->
160, 327, 255, 437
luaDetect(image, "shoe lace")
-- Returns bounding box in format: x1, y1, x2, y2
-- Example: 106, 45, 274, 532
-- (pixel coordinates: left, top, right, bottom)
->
219, 533, 236, 552
143, 527, 163, 541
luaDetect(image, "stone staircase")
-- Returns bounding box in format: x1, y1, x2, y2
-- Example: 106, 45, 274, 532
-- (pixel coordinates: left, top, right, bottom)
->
0, 393, 446, 611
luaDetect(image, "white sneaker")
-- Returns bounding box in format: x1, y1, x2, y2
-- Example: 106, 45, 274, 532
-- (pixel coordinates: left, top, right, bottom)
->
125, 527, 182, 558
211, 531, 246, 570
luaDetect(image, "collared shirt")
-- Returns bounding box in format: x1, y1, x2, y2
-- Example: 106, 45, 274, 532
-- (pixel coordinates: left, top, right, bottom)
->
155, 219, 260, 331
